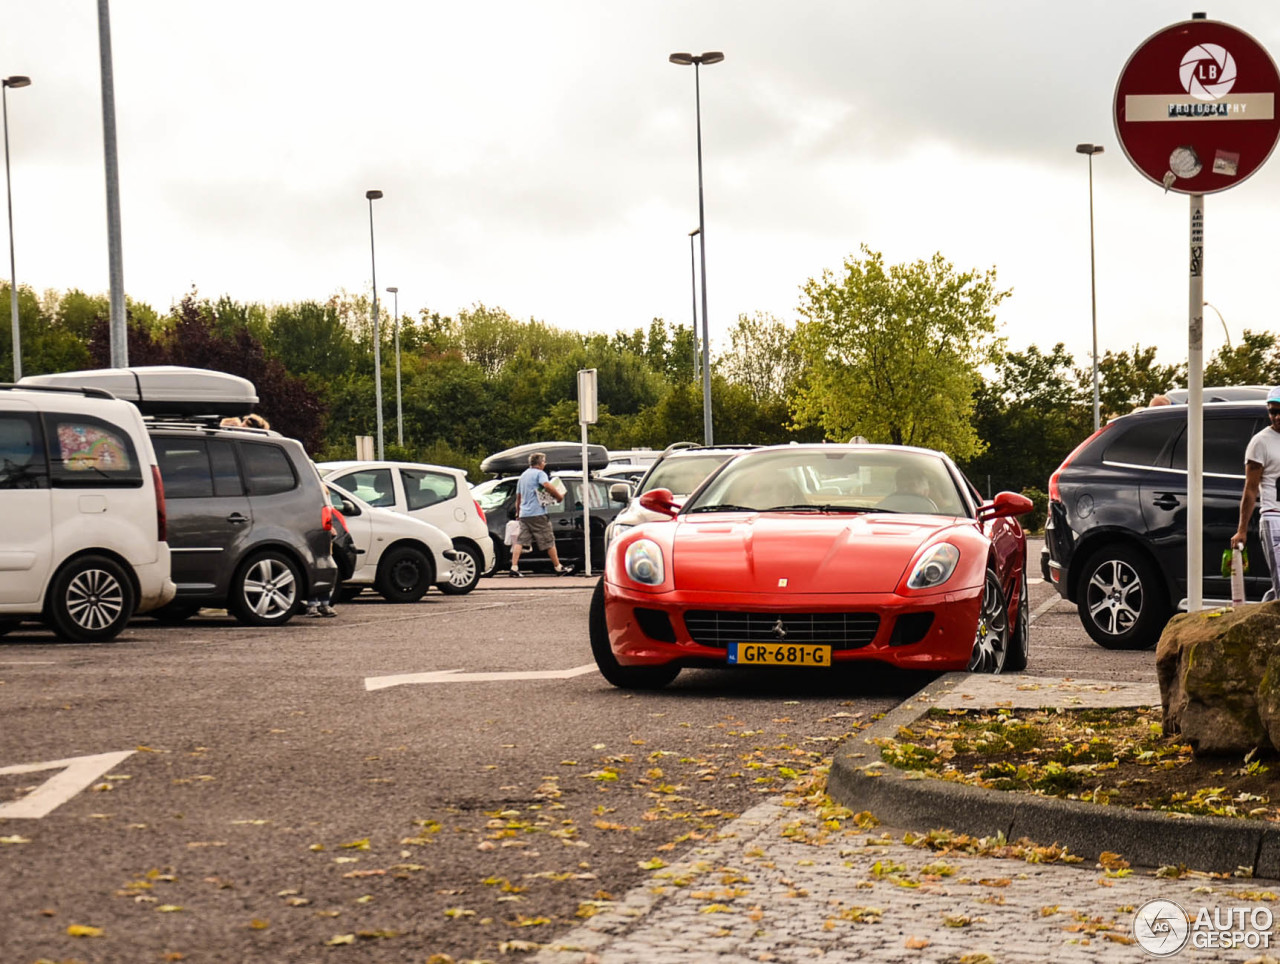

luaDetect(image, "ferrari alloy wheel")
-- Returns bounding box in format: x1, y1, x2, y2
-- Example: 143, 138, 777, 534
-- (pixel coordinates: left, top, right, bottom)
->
589, 579, 680, 690
47, 555, 136, 643
228, 551, 302, 627
438, 541, 481, 595
1076, 545, 1168, 650
968, 567, 1008, 674
1005, 571, 1030, 672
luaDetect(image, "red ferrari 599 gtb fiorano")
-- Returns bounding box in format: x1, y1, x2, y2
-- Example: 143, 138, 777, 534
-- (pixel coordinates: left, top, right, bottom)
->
590, 444, 1033, 689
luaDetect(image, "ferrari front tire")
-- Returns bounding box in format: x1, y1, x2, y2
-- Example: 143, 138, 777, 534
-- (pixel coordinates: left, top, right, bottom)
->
968, 567, 1009, 674
590, 579, 679, 690
1004, 570, 1030, 672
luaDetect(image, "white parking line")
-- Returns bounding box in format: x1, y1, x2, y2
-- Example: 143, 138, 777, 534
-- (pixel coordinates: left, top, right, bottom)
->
1029, 594, 1067, 624
0, 750, 136, 819
365, 663, 598, 691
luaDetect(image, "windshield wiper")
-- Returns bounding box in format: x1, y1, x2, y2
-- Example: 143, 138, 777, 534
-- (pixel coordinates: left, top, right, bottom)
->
762, 504, 880, 514
687, 504, 755, 513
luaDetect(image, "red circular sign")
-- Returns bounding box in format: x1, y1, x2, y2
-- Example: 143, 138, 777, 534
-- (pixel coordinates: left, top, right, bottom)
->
1114, 18, 1280, 194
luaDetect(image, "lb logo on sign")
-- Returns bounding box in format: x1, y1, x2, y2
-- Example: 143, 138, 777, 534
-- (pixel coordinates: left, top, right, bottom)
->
1181, 44, 1237, 100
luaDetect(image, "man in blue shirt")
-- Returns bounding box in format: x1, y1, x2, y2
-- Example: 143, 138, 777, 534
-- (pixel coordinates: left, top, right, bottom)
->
510, 452, 575, 577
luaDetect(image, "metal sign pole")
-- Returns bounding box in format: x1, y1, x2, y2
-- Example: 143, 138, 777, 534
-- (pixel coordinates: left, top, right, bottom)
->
1188, 194, 1205, 612
581, 421, 591, 577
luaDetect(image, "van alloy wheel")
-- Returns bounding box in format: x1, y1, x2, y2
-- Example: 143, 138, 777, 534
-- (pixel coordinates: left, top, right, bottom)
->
229, 551, 302, 626
47, 555, 136, 643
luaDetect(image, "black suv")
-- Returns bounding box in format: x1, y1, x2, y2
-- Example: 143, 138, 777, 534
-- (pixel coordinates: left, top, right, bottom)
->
148, 419, 337, 625
1045, 400, 1268, 649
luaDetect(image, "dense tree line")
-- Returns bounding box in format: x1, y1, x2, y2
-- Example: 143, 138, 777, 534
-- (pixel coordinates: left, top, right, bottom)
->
2, 249, 1267, 493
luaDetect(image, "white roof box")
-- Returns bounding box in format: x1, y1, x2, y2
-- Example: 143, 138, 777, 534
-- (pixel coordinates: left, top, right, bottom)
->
19, 366, 258, 417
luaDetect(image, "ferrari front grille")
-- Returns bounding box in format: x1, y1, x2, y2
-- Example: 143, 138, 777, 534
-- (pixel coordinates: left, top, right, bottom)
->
682, 610, 881, 650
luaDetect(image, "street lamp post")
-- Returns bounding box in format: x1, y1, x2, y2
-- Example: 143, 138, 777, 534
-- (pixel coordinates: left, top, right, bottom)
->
386, 286, 402, 448
670, 50, 723, 446
1076, 143, 1104, 431
688, 227, 700, 383
97, 0, 127, 368
2, 75, 30, 382
365, 190, 384, 460
1203, 301, 1231, 351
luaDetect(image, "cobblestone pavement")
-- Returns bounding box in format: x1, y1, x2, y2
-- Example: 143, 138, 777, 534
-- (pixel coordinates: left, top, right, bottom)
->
534, 798, 1280, 964
534, 672, 1280, 963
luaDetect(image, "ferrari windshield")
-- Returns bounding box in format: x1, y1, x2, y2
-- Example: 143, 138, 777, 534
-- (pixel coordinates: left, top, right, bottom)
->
640, 452, 738, 497
683, 447, 969, 517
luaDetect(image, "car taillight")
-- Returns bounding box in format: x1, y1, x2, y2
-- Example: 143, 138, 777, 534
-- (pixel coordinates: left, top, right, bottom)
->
151, 465, 167, 542
473, 499, 486, 524
1048, 423, 1113, 502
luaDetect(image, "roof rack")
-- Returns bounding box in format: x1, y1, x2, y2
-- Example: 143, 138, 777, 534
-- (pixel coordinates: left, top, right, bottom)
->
1, 382, 117, 401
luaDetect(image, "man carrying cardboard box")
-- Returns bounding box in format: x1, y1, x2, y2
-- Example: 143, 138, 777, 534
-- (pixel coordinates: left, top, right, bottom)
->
510, 452, 576, 577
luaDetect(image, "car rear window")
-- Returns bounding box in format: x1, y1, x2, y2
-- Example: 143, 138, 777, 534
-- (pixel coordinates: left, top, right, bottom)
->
43, 413, 142, 488
401, 468, 458, 510
1170, 416, 1262, 475
155, 438, 244, 499
1101, 418, 1182, 468
0, 412, 47, 489
240, 441, 298, 496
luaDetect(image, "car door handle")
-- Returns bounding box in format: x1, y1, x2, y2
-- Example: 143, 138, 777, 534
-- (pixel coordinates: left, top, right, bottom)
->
227, 512, 249, 525
1151, 494, 1181, 510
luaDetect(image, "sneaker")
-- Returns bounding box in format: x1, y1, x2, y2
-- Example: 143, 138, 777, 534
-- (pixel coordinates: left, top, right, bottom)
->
304, 606, 322, 618
318, 604, 337, 617
508, 569, 524, 578
555, 565, 576, 576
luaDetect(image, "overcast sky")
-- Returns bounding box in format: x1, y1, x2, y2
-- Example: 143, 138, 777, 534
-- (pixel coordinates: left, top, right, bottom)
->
5, 1, 1280, 375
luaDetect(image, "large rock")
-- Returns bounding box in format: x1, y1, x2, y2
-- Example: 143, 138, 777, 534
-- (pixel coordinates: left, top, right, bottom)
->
1157, 602, 1280, 755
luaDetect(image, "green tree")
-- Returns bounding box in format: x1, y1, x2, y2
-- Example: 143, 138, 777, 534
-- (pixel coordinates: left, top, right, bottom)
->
793, 247, 1008, 458
719, 312, 804, 403
1204, 329, 1280, 387
1078, 345, 1183, 417
963, 343, 1093, 496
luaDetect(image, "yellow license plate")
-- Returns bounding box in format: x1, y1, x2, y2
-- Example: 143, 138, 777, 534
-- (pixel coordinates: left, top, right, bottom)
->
728, 643, 831, 667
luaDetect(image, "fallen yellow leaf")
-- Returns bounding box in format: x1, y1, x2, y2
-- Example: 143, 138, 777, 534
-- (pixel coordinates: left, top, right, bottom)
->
67, 924, 104, 937
325, 933, 355, 945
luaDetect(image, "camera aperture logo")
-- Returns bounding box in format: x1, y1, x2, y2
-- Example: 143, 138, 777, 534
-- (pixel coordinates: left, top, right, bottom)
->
1134, 899, 1190, 956
1133, 898, 1274, 956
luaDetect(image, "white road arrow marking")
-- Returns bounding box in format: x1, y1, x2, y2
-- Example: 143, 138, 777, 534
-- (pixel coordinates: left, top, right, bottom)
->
0, 750, 136, 819
365, 663, 599, 691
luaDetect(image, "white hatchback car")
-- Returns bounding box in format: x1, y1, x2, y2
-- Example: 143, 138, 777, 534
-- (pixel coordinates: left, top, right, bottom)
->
317, 460, 493, 594
0, 382, 176, 641
323, 481, 460, 601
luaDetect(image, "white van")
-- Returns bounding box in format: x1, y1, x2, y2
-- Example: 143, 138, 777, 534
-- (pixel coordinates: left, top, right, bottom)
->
0, 383, 175, 641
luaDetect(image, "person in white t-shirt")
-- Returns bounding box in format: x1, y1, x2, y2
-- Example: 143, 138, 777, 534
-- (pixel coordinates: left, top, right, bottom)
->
1232, 386, 1280, 601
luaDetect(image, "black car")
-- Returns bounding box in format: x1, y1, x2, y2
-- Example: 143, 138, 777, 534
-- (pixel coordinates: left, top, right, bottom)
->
1045, 399, 1268, 650
472, 469, 630, 573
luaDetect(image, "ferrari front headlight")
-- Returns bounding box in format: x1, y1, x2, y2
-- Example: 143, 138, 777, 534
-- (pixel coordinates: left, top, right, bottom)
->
625, 538, 665, 585
907, 544, 959, 589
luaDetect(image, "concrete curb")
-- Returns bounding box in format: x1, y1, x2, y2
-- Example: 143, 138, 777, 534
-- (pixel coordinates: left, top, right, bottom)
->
827, 672, 1280, 876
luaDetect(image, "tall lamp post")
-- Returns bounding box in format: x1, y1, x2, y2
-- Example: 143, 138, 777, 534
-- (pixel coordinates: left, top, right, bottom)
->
1076, 143, 1104, 431
688, 227, 700, 382
670, 50, 723, 446
365, 190, 384, 460
1203, 301, 1231, 351
386, 285, 402, 448
2, 75, 30, 381
98, 0, 127, 368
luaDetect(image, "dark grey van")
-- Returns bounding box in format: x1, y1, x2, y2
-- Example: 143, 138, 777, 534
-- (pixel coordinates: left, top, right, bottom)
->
148, 421, 336, 625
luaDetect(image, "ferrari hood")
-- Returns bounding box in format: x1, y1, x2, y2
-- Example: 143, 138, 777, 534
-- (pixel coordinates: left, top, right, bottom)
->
671, 513, 963, 593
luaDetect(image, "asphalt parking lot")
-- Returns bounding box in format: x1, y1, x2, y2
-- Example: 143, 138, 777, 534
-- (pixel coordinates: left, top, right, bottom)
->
0, 538, 1173, 963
